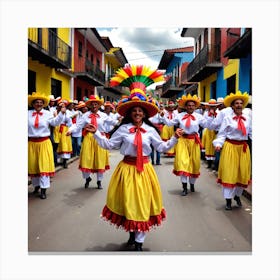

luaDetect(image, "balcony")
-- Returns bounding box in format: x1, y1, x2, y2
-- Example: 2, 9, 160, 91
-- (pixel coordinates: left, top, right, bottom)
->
28, 28, 72, 69
161, 76, 185, 98
74, 58, 105, 86
223, 28, 252, 59
184, 44, 222, 82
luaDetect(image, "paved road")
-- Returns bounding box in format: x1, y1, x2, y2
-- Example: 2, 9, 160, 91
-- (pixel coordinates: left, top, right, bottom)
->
28, 150, 252, 254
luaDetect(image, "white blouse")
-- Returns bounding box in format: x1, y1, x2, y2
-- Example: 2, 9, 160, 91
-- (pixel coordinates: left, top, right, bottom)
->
28, 109, 65, 137
68, 110, 118, 134
160, 111, 213, 135
212, 112, 252, 148
93, 122, 178, 157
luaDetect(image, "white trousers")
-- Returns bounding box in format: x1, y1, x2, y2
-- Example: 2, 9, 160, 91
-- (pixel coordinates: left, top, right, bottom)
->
222, 186, 244, 199
180, 175, 196, 184
82, 171, 104, 181
135, 231, 146, 243
31, 176, 50, 189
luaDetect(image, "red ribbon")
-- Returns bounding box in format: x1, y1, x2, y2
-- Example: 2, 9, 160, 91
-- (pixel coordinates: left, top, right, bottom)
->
89, 113, 99, 128
168, 111, 173, 120
129, 126, 147, 172
72, 116, 76, 124
32, 111, 43, 128
233, 115, 247, 135
182, 113, 195, 128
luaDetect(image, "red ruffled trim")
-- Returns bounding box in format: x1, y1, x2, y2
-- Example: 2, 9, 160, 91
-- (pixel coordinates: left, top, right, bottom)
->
173, 170, 200, 178
57, 151, 73, 155
217, 178, 251, 188
79, 165, 110, 173
29, 172, 55, 177
165, 152, 176, 156
101, 205, 166, 232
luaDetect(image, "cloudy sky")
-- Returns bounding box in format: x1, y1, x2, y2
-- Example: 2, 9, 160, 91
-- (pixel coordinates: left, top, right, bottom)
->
97, 28, 194, 69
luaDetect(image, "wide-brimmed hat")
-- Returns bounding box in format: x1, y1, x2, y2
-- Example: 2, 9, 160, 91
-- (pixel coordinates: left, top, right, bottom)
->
180, 93, 200, 108
104, 101, 115, 110
28, 92, 50, 107
77, 101, 86, 109
110, 65, 164, 118
200, 99, 222, 107
224, 91, 249, 108
85, 95, 104, 108
57, 98, 70, 106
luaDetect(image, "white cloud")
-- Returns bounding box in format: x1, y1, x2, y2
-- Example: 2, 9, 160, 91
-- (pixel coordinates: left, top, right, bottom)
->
97, 27, 194, 69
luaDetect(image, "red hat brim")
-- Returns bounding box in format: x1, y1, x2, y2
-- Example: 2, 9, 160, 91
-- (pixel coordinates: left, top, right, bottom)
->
117, 101, 159, 118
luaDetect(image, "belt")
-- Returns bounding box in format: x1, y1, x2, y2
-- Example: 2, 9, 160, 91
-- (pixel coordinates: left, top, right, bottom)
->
182, 133, 203, 149
28, 136, 49, 142
226, 138, 248, 152
123, 156, 150, 166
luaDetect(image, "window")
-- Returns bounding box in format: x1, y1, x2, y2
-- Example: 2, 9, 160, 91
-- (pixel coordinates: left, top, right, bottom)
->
227, 75, 236, 94
78, 41, 83, 57
51, 78, 61, 98
28, 70, 36, 94
91, 54, 94, 62
76, 87, 82, 101
86, 50, 88, 58
211, 80, 217, 100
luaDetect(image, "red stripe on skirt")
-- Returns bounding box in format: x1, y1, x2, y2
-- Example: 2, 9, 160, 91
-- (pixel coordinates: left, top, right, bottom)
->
101, 205, 166, 232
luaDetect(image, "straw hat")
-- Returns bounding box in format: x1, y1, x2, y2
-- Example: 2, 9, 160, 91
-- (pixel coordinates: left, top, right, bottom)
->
85, 95, 104, 108
200, 99, 222, 107
77, 101, 86, 109
28, 92, 50, 107
180, 93, 200, 108
224, 91, 249, 108
104, 101, 115, 110
57, 98, 70, 106
110, 65, 164, 118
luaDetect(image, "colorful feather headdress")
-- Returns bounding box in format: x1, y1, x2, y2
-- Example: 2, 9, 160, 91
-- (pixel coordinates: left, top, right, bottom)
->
110, 65, 164, 117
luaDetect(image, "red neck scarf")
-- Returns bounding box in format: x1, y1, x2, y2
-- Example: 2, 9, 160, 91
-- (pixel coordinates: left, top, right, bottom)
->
72, 116, 76, 124
89, 113, 100, 128
32, 111, 43, 128
168, 111, 173, 119
182, 113, 195, 128
129, 126, 147, 172
233, 115, 247, 135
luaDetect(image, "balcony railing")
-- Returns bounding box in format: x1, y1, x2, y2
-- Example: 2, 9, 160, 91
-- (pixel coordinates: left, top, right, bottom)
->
74, 57, 105, 85
28, 28, 72, 69
186, 43, 221, 82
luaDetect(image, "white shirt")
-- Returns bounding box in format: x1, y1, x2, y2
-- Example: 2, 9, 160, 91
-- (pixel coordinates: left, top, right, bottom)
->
149, 113, 163, 125
160, 111, 213, 135
93, 122, 178, 156
103, 112, 119, 133
212, 111, 252, 148
69, 110, 118, 134
28, 109, 65, 137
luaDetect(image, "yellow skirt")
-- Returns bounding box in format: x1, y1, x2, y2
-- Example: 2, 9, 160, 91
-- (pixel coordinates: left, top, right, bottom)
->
28, 138, 55, 177
217, 141, 251, 188
101, 160, 166, 232
161, 125, 176, 156
57, 125, 72, 155
53, 126, 60, 144
79, 132, 109, 173
173, 137, 200, 178
201, 128, 216, 158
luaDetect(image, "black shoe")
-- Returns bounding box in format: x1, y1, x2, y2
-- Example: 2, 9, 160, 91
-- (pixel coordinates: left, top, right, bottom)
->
134, 241, 143, 251
84, 177, 92, 188
127, 232, 135, 246
32, 186, 40, 194
225, 199, 232, 210
97, 181, 103, 189
190, 184, 195, 192
63, 159, 68, 169
40, 188, 47, 199
234, 195, 242, 207
181, 183, 188, 196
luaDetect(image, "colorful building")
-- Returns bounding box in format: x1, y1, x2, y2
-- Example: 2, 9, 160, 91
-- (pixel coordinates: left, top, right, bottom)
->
180, 28, 252, 101
28, 28, 72, 100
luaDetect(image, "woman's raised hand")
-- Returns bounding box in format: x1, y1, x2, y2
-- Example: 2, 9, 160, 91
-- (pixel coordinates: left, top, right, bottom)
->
85, 123, 97, 133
